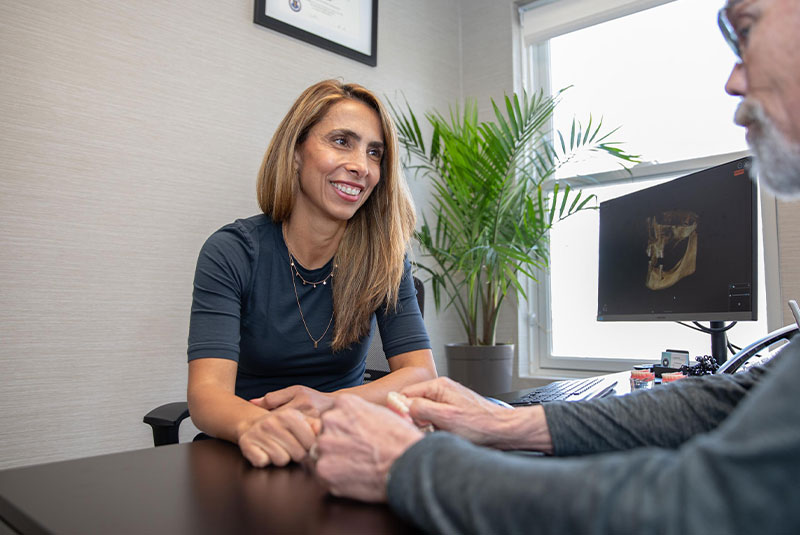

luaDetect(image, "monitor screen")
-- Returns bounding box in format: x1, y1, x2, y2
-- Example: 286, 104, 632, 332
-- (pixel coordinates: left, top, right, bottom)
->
597, 156, 757, 322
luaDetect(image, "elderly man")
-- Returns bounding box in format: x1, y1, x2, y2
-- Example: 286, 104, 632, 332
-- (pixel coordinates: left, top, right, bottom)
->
313, 1, 800, 533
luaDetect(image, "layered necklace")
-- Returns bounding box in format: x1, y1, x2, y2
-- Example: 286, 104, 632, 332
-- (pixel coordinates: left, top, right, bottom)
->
283, 226, 336, 349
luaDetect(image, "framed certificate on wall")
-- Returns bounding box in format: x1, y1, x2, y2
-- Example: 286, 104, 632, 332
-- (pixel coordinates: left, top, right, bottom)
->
254, 0, 378, 67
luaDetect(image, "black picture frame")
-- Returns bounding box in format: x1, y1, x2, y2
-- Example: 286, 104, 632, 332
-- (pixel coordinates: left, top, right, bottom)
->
253, 0, 378, 67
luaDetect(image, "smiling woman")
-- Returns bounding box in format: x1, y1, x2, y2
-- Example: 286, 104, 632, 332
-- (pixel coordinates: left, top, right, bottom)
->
186, 80, 436, 468
293, 99, 383, 224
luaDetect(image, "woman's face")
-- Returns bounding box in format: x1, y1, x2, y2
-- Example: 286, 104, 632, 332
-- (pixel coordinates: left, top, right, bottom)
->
293, 99, 384, 224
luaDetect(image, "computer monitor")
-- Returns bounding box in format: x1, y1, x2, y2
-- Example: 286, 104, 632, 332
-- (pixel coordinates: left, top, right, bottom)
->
597, 156, 758, 361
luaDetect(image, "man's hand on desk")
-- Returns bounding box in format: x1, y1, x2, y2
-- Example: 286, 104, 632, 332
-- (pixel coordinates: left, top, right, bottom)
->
256, 378, 556, 500
397, 377, 554, 453
238, 407, 321, 468
314, 394, 424, 503
398, 377, 511, 446
312, 379, 556, 503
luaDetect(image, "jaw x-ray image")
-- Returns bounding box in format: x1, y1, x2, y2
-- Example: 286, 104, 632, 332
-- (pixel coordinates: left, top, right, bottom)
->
646, 210, 699, 291
597, 157, 756, 322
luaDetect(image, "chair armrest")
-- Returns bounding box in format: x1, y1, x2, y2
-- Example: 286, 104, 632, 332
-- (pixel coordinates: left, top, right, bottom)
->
363, 369, 390, 382
143, 401, 190, 446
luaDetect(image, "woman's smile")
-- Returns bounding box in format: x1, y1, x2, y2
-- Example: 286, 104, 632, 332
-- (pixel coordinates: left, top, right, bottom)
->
331, 180, 364, 200
293, 99, 383, 223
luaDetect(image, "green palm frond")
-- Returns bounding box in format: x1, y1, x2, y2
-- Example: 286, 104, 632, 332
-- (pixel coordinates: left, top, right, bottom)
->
393, 89, 638, 345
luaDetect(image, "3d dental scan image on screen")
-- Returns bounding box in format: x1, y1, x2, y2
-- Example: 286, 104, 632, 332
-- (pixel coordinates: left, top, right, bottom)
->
598, 157, 756, 322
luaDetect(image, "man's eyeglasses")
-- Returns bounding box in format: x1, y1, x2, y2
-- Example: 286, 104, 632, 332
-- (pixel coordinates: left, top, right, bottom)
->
717, 7, 741, 59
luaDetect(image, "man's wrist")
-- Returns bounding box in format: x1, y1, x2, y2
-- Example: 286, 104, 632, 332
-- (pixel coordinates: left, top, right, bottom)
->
520, 405, 554, 454
491, 405, 553, 453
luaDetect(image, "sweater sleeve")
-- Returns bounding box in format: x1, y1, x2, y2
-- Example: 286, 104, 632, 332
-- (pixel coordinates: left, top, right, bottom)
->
544, 357, 773, 455
386, 342, 800, 535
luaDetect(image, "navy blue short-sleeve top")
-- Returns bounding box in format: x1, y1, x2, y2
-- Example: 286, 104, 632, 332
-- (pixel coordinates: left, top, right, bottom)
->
188, 214, 431, 400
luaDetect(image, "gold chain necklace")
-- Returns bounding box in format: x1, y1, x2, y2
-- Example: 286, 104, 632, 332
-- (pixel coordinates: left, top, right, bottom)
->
288, 252, 335, 288
283, 228, 336, 349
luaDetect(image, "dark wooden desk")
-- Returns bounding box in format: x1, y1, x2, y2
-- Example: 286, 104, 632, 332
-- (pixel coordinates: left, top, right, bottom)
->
0, 439, 416, 534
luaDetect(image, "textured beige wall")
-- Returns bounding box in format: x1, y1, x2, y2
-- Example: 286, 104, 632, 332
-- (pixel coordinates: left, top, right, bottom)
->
777, 201, 800, 325
0, 0, 465, 469
461, 0, 519, 115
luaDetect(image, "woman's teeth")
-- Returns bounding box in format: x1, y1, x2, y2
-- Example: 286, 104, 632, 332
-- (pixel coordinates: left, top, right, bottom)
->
333, 183, 361, 196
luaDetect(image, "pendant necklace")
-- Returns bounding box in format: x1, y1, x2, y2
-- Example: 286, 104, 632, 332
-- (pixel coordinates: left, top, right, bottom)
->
284, 227, 336, 349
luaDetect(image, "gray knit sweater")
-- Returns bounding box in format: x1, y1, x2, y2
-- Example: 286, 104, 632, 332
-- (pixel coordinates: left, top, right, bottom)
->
387, 342, 800, 534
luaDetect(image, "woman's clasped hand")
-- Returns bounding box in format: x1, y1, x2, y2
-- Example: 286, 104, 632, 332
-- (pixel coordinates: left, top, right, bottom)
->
238, 405, 322, 468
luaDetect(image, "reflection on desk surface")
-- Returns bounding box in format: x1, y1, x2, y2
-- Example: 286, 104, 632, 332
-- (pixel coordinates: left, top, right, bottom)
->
0, 439, 415, 535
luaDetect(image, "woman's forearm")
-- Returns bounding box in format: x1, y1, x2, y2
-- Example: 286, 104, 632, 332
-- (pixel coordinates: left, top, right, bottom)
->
339, 364, 437, 405
188, 384, 269, 443
337, 348, 437, 404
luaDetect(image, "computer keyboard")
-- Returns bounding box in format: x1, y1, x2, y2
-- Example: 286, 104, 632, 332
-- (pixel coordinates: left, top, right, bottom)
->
509, 376, 618, 406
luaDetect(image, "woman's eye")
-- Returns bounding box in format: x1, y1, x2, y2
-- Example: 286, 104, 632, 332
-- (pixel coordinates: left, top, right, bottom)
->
333, 137, 348, 146
368, 148, 383, 159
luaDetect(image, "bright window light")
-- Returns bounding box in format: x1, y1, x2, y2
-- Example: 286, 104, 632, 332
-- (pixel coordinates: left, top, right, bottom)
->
550, 0, 748, 178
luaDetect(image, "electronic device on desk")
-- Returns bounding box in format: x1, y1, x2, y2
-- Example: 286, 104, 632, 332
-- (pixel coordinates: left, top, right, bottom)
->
596, 156, 757, 365
493, 375, 619, 407
661, 349, 690, 368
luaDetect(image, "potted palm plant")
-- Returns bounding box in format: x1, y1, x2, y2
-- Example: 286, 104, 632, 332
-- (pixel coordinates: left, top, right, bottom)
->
391, 89, 637, 394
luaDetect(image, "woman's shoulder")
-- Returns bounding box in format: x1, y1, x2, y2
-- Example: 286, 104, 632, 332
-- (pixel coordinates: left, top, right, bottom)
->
225, 213, 276, 236
207, 214, 277, 245
200, 214, 278, 260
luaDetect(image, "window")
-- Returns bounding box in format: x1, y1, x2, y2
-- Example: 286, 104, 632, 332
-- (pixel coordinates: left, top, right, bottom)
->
517, 0, 775, 377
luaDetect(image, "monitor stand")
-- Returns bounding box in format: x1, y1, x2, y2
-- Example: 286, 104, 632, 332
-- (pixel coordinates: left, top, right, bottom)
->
710, 320, 728, 365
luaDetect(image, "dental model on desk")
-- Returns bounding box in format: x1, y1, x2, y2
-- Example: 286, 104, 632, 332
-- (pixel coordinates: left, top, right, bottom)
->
387, 392, 435, 433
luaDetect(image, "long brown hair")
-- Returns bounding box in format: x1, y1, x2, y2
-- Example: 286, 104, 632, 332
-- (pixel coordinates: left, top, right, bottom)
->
257, 80, 416, 350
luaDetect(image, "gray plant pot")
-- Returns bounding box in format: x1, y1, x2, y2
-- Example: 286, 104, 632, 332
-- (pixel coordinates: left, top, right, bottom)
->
445, 343, 514, 396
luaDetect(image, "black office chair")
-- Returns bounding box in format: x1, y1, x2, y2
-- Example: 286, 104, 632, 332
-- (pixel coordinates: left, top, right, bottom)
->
717, 323, 799, 375
143, 277, 425, 446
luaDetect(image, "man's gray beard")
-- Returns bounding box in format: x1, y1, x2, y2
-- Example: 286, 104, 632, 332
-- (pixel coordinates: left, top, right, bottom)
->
735, 99, 800, 199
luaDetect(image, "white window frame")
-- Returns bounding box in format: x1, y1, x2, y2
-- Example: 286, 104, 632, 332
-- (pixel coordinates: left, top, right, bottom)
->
515, 0, 784, 379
